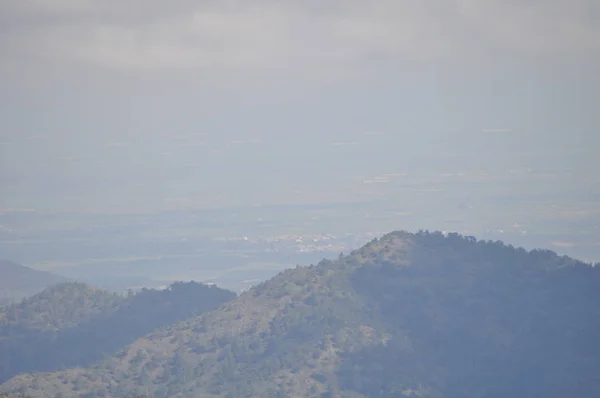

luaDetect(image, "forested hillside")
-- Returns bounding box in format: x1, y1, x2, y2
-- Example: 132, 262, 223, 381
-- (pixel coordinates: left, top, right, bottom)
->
2, 231, 600, 398
0, 283, 123, 330
0, 282, 235, 384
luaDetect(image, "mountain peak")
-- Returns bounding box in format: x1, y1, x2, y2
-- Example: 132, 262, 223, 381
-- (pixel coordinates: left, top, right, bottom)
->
2, 232, 599, 398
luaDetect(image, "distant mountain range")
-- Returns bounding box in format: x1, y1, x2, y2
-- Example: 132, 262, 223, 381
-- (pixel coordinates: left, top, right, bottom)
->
1, 231, 599, 398
0, 260, 67, 303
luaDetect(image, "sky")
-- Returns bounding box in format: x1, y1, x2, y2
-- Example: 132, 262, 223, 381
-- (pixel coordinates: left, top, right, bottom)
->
1, 0, 599, 212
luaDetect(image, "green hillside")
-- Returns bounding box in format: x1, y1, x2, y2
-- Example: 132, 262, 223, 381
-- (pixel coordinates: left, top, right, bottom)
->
0, 282, 235, 384
2, 231, 599, 398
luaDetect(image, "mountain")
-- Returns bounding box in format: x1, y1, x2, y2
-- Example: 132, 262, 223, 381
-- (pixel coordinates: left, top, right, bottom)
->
2, 231, 600, 398
0, 283, 124, 331
0, 282, 235, 384
0, 260, 67, 303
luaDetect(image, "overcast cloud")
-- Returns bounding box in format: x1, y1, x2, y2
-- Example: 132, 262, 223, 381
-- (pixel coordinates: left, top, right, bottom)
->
0, 0, 599, 211
2, 0, 599, 75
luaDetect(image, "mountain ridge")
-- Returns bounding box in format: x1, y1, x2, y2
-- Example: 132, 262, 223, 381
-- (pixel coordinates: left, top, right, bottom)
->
0, 281, 236, 385
0, 261, 68, 303
2, 231, 599, 398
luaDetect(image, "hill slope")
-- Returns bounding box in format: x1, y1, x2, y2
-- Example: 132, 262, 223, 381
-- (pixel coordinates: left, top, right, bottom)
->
0, 282, 235, 384
0, 283, 124, 331
0, 261, 67, 302
2, 231, 600, 398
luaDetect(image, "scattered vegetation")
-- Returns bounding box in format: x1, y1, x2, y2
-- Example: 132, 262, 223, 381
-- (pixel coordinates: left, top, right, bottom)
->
0, 282, 235, 384
1, 231, 599, 398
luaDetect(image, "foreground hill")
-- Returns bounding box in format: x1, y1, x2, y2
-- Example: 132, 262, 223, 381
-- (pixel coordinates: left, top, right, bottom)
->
0, 282, 235, 384
2, 231, 600, 398
0, 283, 123, 331
0, 261, 67, 303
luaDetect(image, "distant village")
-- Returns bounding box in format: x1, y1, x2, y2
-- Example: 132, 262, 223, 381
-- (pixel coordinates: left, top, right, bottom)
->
216, 231, 382, 254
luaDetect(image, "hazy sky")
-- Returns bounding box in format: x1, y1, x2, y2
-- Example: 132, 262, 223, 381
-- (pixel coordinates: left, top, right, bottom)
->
1, 0, 599, 212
